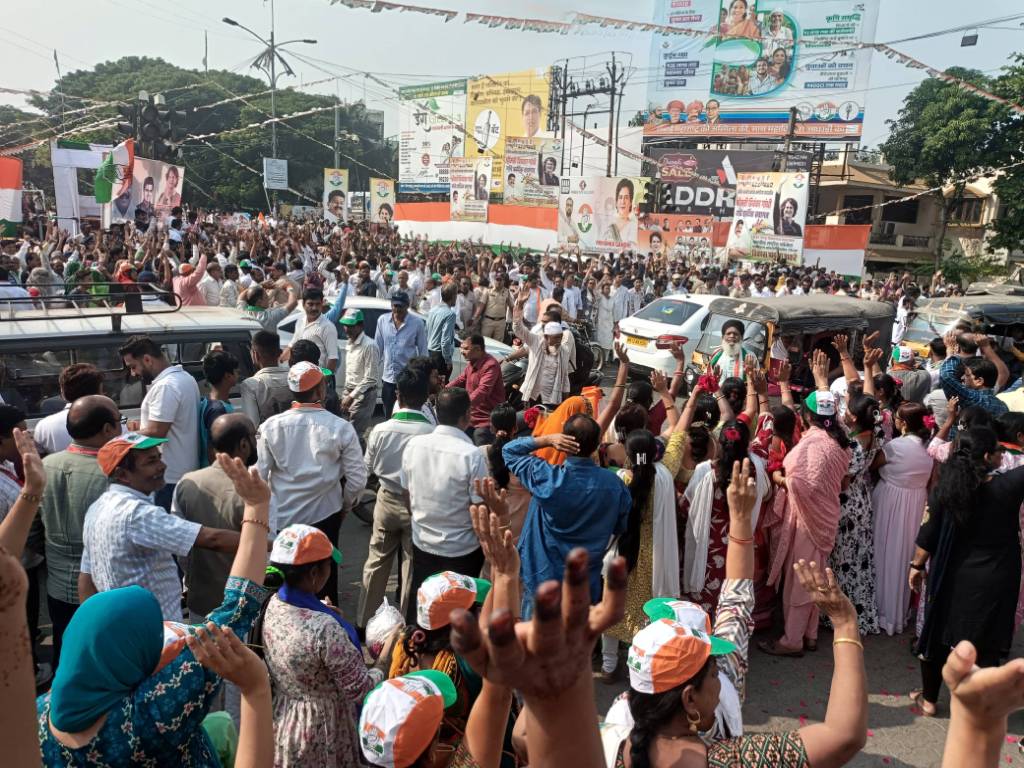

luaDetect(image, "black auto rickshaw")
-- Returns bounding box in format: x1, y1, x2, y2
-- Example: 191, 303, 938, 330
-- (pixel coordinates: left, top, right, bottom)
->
686, 296, 896, 393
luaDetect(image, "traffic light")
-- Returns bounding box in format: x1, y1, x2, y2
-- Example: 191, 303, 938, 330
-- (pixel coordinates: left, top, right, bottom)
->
116, 103, 137, 140
658, 180, 676, 214
639, 179, 658, 216
140, 103, 163, 141
163, 109, 188, 144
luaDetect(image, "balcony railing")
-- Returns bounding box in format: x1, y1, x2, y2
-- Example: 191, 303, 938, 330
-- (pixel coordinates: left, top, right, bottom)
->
869, 232, 932, 250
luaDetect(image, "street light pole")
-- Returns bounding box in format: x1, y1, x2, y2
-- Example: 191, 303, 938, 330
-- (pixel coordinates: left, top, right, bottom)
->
269, 0, 277, 160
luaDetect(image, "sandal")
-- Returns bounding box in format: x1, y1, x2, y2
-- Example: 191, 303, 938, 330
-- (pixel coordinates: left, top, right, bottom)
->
909, 691, 937, 717
758, 639, 804, 658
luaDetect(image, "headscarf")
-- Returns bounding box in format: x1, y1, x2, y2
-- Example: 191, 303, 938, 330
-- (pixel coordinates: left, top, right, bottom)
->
532, 395, 593, 465
48, 586, 163, 732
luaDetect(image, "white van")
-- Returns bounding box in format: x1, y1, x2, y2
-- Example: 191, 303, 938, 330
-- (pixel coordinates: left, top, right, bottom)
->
0, 304, 262, 426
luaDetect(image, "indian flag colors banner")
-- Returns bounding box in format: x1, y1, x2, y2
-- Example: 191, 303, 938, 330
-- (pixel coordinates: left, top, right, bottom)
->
0, 157, 23, 237
94, 139, 135, 204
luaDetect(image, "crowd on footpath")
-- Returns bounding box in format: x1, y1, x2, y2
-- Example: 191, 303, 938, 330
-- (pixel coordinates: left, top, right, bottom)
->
1, 209, 1024, 768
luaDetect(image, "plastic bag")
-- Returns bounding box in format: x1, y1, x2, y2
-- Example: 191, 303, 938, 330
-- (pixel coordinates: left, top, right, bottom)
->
365, 598, 404, 659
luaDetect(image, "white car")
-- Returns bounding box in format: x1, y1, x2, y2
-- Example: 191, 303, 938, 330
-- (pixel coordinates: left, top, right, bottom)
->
615, 294, 718, 377
276, 296, 516, 384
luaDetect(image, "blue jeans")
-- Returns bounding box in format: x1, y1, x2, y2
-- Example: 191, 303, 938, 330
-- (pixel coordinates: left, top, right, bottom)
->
154, 483, 176, 512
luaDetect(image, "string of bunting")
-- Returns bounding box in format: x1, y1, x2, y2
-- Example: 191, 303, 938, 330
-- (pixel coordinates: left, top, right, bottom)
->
330, 0, 457, 22
329, 2, 1024, 116
808, 158, 1024, 221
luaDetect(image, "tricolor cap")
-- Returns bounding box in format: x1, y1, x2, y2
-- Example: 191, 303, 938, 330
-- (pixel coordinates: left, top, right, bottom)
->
97, 433, 168, 476
270, 524, 341, 566
643, 597, 712, 634
804, 390, 836, 417
339, 308, 365, 326
416, 571, 491, 630
359, 670, 457, 768
627, 619, 736, 694
288, 360, 330, 393
891, 346, 914, 365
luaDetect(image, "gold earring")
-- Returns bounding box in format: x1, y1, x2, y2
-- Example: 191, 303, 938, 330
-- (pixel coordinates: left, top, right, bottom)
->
687, 710, 701, 734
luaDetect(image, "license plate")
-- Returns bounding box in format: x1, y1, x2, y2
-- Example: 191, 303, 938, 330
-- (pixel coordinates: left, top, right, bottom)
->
626, 335, 647, 348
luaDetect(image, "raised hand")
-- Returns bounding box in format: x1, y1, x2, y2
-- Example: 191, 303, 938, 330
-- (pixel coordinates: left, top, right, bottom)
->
777, 359, 792, 383
726, 459, 758, 531
793, 559, 857, 628
811, 349, 831, 389
650, 368, 669, 396
450, 548, 627, 699
943, 640, 1024, 728
217, 454, 271, 507
470, 504, 518, 579
186, 623, 270, 695
614, 341, 630, 365
669, 341, 687, 362
832, 333, 850, 358
537, 433, 580, 456
946, 394, 960, 420
473, 477, 509, 524
13, 429, 43, 496
862, 330, 880, 352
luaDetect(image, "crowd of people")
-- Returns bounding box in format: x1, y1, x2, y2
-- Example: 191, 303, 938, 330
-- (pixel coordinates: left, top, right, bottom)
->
0, 211, 1023, 767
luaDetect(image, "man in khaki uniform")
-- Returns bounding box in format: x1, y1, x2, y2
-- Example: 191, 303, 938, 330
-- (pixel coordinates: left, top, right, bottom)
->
477, 273, 513, 343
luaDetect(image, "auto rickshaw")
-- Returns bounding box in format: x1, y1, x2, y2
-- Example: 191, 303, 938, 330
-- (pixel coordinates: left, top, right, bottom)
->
686, 296, 896, 392
901, 295, 1024, 361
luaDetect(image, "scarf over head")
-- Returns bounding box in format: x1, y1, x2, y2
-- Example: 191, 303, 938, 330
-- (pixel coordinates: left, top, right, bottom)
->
48, 586, 163, 732
767, 426, 851, 587
532, 395, 593, 465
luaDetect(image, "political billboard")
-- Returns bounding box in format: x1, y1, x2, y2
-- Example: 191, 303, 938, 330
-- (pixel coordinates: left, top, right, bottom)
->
369, 178, 396, 226
450, 157, 492, 223
105, 156, 184, 226
724, 171, 810, 263
323, 168, 349, 224
503, 137, 563, 207
398, 79, 468, 195
467, 68, 550, 197
557, 176, 651, 252
640, 214, 715, 259
647, 148, 811, 218
645, 0, 880, 140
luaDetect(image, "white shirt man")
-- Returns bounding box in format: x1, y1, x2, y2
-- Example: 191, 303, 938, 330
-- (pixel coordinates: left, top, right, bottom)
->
141, 364, 201, 486
34, 405, 73, 455
198, 270, 222, 308
562, 280, 583, 320
401, 423, 487, 557
257, 365, 366, 529
400, 389, 489, 620
292, 312, 339, 369
338, 308, 382, 441
359, 400, 433, 626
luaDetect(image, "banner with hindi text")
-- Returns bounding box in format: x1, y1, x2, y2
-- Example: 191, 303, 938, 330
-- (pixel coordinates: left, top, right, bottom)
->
724, 171, 809, 263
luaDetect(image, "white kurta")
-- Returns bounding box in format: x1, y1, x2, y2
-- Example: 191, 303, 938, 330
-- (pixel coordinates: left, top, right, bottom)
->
595, 294, 616, 350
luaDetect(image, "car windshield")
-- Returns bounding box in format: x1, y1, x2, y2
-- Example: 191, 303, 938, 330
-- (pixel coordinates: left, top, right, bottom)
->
696, 314, 767, 359
632, 298, 701, 326
904, 311, 959, 345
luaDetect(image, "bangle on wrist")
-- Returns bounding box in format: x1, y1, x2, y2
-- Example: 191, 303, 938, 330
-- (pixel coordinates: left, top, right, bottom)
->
909, 561, 926, 571
728, 533, 753, 545
242, 518, 270, 532
19, 491, 42, 503
833, 637, 864, 651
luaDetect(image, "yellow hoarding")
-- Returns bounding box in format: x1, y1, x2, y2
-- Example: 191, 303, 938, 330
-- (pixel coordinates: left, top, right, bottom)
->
467, 68, 550, 197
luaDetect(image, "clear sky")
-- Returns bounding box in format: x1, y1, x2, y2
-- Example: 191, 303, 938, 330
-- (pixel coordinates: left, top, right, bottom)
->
2, 0, 1023, 149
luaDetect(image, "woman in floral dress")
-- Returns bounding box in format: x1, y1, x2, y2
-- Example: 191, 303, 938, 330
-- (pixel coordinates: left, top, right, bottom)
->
261, 524, 394, 767
828, 394, 882, 635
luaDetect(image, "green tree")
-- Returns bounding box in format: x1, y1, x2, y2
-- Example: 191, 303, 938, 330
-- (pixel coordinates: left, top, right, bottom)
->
983, 53, 1024, 256
879, 67, 1008, 268
0, 56, 396, 212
